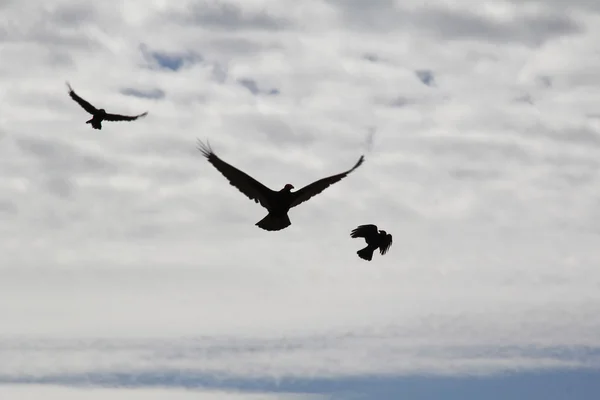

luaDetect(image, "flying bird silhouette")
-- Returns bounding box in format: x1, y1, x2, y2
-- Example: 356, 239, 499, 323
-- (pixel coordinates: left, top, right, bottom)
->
66, 82, 148, 130
197, 139, 365, 231
350, 224, 392, 261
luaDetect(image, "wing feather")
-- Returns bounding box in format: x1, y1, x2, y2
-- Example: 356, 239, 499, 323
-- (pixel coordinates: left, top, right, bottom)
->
379, 233, 393, 255
197, 139, 274, 209
66, 82, 98, 115
289, 155, 364, 208
104, 111, 148, 122
350, 224, 378, 239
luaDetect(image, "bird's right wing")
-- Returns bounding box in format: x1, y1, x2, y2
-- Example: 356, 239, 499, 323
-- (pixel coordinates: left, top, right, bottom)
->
104, 111, 148, 122
289, 155, 364, 209
197, 139, 274, 209
350, 224, 378, 239
66, 82, 98, 115
379, 233, 393, 255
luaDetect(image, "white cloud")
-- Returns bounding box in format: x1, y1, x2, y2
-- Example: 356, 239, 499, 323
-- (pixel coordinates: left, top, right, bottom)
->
0, 385, 318, 400
1, 0, 600, 394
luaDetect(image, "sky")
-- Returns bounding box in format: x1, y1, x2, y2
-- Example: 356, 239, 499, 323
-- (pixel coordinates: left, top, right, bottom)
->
1, 0, 600, 399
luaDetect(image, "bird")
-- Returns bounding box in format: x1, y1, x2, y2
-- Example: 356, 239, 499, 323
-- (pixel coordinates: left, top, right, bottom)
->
350, 224, 393, 261
197, 139, 365, 231
66, 82, 148, 130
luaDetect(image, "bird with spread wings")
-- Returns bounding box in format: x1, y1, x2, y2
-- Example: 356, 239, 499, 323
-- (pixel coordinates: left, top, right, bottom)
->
197, 139, 365, 231
350, 224, 393, 261
66, 82, 148, 130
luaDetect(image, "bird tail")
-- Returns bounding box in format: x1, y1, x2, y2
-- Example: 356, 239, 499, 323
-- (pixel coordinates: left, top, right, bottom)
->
357, 246, 374, 261
256, 213, 291, 231
87, 119, 101, 129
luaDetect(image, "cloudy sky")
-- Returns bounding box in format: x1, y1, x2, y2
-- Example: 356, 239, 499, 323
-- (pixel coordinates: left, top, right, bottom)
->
1, 0, 600, 398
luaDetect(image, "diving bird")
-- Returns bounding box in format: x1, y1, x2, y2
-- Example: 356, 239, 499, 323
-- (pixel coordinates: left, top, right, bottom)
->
350, 224, 393, 261
66, 82, 148, 130
197, 139, 365, 231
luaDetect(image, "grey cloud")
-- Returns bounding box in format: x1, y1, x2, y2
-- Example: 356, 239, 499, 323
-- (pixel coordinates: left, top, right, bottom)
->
0, 3, 98, 47
325, 0, 400, 32
364, 127, 376, 153
449, 168, 503, 182
46, 49, 74, 67
231, 115, 316, 147
538, 75, 553, 88
505, 0, 600, 13
542, 153, 600, 171
533, 125, 600, 148
328, 1, 583, 45
389, 96, 414, 108
182, 3, 291, 31
14, 136, 119, 200
416, 8, 582, 46
415, 69, 435, 86
238, 78, 259, 95
514, 94, 534, 104
427, 138, 534, 166
211, 63, 228, 83
363, 53, 380, 63
125, 223, 167, 240
2, 335, 599, 387
44, 176, 74, 199
552, 168, 597, 188
209, 37, 282, 56
0, 199, 17, 214
237, 78, 279, 96
131, 136, 200, 159
1, 23, 95, 48
121, 87, 166, 100
49, 2, 95, 28
122, 138, 208, 184
15, 136, 117, 176
140, 44, 203, 72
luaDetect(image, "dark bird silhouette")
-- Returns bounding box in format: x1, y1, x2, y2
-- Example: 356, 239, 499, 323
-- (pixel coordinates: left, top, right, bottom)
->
66, 82, 148, 130
350, 224, 392, 261
197, 139, 365, 231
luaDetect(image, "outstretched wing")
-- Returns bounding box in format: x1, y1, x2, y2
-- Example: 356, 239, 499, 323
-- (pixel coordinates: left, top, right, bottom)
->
66, 82, 98, 115
197, 139, 275, 209
289, 155, 365, 208
104, 111, 148, 122
350, 224, 378, 239
379, 233, 393, 255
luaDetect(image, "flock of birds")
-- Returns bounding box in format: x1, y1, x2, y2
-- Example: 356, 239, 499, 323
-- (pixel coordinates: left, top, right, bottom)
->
66, 82, 393, 261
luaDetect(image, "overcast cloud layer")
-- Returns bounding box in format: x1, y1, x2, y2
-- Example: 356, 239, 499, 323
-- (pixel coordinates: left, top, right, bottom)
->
1, 0, 600, 398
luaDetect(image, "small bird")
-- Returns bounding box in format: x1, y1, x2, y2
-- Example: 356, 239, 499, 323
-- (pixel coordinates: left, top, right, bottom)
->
66, 82, 148, 130
350, 224, 393, 261
197, 139, 365, 231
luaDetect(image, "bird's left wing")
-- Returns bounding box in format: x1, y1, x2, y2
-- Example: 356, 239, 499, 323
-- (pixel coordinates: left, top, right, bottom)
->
379, 233, 393, 255
289, 155, 364, 209
66, 82, 98, 114
197, 139, 275, 209
104, 111, 148, 122
350, 224, 378, 239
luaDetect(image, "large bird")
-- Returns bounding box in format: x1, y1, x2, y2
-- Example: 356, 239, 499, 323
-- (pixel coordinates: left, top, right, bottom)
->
350, 224, 392, 261
197, 139, 365, 231
66, 82, 148, 130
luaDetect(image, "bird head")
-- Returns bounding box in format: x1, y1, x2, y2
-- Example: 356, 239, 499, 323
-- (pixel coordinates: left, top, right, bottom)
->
282, 183, 294, 191
98, 108, 106, 114
379, 230, 387, 235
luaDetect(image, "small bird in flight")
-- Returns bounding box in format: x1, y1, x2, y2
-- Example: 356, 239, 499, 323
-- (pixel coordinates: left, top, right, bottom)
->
197, 139, 365, 231
350, 224, 393, 261
66, 82, 148, 130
